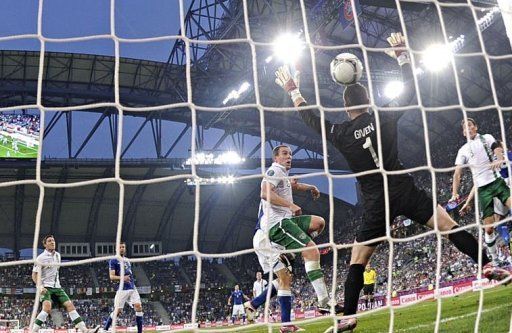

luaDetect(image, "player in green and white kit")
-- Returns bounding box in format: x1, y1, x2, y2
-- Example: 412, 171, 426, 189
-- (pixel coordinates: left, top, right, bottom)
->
31, 235, 99, 333
451, 118, 511, 263
253, 145, 342, 323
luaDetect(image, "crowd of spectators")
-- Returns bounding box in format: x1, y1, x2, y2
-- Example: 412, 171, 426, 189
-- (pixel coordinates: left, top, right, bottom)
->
0, 114, 39, 136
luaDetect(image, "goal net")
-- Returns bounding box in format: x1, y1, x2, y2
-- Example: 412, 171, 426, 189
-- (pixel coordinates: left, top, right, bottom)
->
0, 0, 511, 332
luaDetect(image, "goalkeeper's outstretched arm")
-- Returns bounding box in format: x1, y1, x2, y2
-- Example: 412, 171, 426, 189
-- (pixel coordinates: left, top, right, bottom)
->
386, 32, 416, 108
274, 65, 335, 141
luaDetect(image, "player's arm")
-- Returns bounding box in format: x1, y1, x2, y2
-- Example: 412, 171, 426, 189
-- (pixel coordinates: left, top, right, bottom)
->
243, 293, 251, 301
261, 181, 302, 216
387, 33, 415, 107
491, 139, 505, 171
291, 178, 320, 200
109, 268, 130, 282
451, 166, 464, 201
32, 266, 47, 295
451, 148, 467, 201
459, 186, 476, 216
274, 66, 339, 142
227, 295, 232, 306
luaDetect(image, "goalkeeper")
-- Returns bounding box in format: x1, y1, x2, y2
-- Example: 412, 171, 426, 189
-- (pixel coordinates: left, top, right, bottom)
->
275, 32, 510, 332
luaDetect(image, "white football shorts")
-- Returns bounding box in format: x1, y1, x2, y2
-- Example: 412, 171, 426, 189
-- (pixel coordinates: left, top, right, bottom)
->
253, 229, 285, 274
114, 289, 142, 309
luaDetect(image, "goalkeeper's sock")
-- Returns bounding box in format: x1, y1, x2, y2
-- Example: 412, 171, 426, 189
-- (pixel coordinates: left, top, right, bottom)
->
68, 309, 86, 332
33, 311, 49, 332
104, 312, 114, 330
484, 231, 498, 260
449, 226, 491, 265
135, 312, 143, 333
343, 264, 365, 316
305, 260, 329, 305
251, 280, 278, 309
278, 290, 292, 323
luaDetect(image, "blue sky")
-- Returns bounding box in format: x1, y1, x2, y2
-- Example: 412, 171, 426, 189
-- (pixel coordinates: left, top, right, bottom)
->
0, 0, 358, 204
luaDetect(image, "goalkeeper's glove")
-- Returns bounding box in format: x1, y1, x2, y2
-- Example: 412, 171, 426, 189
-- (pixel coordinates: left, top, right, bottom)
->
275, 65, 305, 106
385, 32, 410, 66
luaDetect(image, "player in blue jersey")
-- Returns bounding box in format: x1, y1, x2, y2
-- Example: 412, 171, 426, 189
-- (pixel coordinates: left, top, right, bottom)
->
227, 284, 250, 325
103, 242, 144, 333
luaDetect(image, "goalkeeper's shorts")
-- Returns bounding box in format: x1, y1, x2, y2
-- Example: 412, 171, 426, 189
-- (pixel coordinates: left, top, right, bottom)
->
357, 179, 433, 244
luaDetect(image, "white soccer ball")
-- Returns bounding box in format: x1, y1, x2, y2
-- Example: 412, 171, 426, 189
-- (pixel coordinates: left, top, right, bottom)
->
330, 53, 363, 85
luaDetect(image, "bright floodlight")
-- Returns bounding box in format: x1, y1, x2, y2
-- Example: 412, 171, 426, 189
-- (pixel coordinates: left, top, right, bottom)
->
273, 33, 304, 64
384, 81, 404, 99
422, 44, 452, 72
222, 81, 251, 105
185, 151, 245, 165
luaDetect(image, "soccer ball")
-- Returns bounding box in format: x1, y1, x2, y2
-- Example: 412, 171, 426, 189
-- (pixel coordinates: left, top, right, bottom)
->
330, 53, 363, 85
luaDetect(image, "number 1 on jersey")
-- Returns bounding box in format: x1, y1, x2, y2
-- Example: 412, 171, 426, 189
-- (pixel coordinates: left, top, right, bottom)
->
362, 137, 380, 168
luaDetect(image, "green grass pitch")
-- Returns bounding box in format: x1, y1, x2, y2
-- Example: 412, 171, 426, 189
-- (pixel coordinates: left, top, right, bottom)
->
175, 286, 512, 332
0, 135, 38, 158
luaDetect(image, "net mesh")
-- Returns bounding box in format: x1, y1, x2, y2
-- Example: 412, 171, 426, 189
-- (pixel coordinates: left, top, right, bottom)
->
0, 0, 510, 332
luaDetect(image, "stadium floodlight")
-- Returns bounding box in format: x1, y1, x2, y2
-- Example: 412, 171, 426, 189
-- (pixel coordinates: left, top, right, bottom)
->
186, 175, 236, 186
185, 151, 245, 165
384, 81, 404, 99
421, 44, 452, 72
272, 32, 305, 64
222, 81, 251, 105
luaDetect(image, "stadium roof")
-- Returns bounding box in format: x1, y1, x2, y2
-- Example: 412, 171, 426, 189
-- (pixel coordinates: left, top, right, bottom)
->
1, 1, 511, 165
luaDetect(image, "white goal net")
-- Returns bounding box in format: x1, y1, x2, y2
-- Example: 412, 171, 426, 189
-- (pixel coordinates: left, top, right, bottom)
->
0, 0, 511, 332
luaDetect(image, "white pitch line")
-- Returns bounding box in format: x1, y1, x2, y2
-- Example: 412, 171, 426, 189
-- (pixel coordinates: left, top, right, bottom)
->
389, 304, 506, 332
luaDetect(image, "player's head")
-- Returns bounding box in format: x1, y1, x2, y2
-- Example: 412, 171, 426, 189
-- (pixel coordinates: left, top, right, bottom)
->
42, 234, 56, 251
343, 83, 370, 120
273, 145, 292, 170
119, 241, 126, 256
461, 118, 478, 139
365, 264, 371, 271
256, 271, 262, 280
234, 284, 240, 291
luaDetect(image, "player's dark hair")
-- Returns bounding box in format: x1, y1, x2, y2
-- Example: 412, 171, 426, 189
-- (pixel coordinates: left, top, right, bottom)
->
120, 241, 126, 245
272, 145, 290, 157
343, 83, 370, 110
460, 117, 477, 128
42, 234, 54, 245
